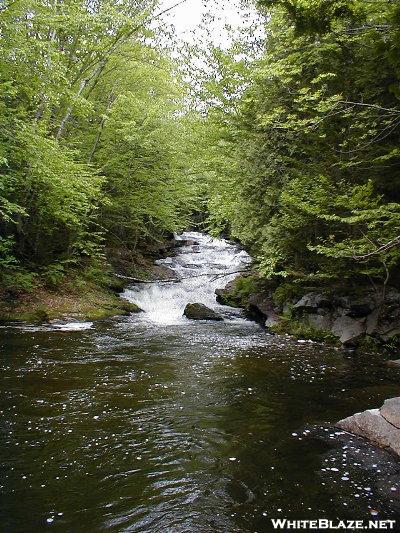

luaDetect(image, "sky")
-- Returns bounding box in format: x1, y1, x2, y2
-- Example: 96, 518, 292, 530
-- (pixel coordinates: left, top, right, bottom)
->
157, 0, 260, 47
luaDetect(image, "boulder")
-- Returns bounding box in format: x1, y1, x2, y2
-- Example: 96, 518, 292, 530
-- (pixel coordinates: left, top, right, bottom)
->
338, 294, 376, 318
183, 303, 223, 321
215, 279, 241, 307
247, 293, 281, 328
366, 309, 380, 335
248, 293, 274, 318
336, 397, 400, 456
378, 308, 400, 341
386, 288, 400, 305
293, 292, 332, 313
331, 315, 365, 346
381, 398, 400, 428
265, 315, 281, 328
306, 313, 333, 331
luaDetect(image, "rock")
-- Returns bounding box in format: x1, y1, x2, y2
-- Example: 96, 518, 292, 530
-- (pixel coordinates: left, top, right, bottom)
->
386, 359, 400, 368
306, 313, 333, 331
293, 292, 332, 313
176, 239, 199, 247
215, 279, 242, 307
331, 315, 365, 345
336, 398, 400, 456
366, 309, 380, 335
149, 264, 178, 281
386, 288, 400, 305
119, 301, 143, 314
145, 237, 177, 258
378, 308, 400, 341
338, 295, 376, 317
183, 303, 223, 321
247, 293, 281, 328
265, 315, 281, 328
248, 293, 274, 318
381, 398, 400, 428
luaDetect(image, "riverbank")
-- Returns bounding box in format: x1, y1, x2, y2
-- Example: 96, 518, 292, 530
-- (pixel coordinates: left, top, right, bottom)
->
0, 281, 141, 323
0, 238, 179, 323
216, 275, 400, 352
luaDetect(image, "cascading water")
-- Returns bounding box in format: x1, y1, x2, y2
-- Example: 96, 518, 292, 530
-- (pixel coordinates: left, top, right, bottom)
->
123, 232, 252, 325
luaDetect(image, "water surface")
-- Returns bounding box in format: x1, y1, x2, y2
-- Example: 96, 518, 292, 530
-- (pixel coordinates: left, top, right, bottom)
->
1, 233, 400, 531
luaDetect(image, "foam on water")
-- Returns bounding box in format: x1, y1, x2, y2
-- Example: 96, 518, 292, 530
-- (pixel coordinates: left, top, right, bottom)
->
123, 232, 251, 325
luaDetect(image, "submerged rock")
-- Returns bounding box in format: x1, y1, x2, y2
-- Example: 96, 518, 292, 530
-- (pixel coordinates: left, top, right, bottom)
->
183, 303, 223, 321
336, 397, 400, 456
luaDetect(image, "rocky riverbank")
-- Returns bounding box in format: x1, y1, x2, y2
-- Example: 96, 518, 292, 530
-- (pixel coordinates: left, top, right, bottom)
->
336, 397, 400, 457
215, 276, 400, 349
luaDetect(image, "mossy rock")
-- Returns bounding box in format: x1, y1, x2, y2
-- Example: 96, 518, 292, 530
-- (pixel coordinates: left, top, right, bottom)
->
270, 317, 339, 344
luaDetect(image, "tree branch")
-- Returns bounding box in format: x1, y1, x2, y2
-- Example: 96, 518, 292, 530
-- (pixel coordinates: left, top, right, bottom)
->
353, 235, 400, 260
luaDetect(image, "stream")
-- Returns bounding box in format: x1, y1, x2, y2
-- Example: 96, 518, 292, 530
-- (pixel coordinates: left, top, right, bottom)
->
1, 232, 400, 532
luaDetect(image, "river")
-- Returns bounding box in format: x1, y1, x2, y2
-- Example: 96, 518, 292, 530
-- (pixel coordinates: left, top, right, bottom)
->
1, 232, 399, 531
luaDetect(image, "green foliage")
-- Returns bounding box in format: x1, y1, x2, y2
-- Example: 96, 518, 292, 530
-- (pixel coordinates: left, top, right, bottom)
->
273, 282, 304, 306
0, 0, 198, 294
204, 0, 400, 291
230, 276, 260, 307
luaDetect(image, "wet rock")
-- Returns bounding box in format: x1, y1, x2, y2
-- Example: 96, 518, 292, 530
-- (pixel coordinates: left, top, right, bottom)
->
331, 315, 365, 346
183, 303, 223, 321
119, 301, 143, 314
149, 264, 178, 281
176, 239, 199, 247
336, 397, 400, 456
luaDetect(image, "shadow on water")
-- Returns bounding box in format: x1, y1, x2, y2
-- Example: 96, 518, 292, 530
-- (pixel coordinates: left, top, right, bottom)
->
1, 232, 400, 532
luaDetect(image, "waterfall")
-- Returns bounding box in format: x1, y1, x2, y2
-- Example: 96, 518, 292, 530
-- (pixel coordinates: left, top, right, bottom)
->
123, 232, 251, 325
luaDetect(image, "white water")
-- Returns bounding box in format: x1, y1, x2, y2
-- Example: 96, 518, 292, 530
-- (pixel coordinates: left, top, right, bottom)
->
123, 232, 251, 325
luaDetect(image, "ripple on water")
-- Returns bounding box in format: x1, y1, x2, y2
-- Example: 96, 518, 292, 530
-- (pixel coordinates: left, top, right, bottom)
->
1, 232, 400, 531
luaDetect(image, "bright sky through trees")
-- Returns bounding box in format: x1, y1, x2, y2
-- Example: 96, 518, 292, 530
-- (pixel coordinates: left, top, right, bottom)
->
158, 0, 259, 46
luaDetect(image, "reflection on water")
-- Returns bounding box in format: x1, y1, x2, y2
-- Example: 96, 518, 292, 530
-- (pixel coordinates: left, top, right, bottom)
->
1, 234, 400, 531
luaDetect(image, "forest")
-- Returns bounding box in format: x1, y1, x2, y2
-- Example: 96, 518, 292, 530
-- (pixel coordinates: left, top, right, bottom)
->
2, 1, 400, 529
1, 0, 400, 314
